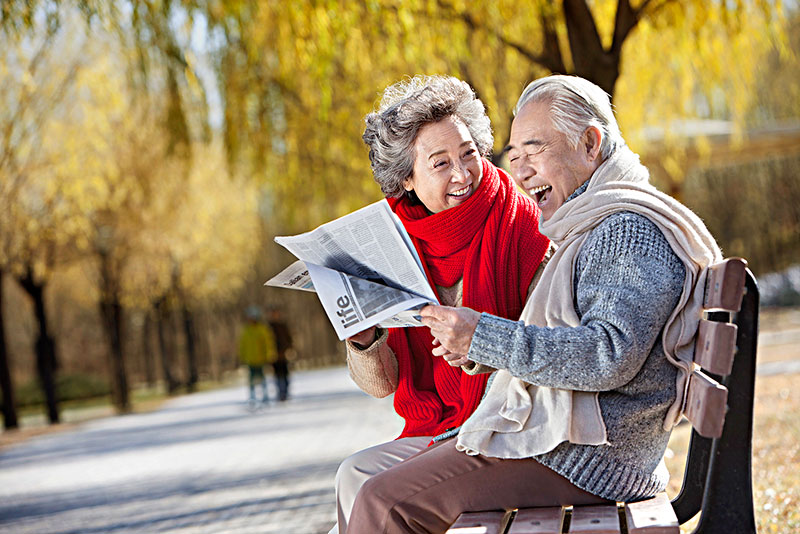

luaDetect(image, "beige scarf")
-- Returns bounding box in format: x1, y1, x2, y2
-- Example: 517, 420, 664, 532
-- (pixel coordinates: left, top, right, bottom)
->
456, 146, 721, 459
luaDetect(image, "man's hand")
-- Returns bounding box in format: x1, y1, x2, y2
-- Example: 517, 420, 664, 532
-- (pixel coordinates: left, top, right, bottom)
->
419, 305, 481, 366
347, 326, 377, 349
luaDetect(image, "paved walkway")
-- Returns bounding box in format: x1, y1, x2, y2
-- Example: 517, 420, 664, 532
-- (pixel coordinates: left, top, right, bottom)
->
0, 367, 402, 534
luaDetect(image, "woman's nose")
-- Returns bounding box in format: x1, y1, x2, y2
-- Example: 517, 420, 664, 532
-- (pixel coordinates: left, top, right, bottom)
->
452, 162, 470, 182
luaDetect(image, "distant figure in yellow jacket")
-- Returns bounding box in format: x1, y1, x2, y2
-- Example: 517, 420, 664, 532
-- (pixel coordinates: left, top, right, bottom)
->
239, 306, 277, 407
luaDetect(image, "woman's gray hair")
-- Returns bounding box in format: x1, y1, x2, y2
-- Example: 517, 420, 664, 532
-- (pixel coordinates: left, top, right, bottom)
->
363, 75, 493, 198
514, 75, 623, 160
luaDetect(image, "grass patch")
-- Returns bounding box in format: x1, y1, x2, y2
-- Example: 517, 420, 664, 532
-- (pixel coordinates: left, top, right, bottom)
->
751, 373, 800, 533
8, 373, 111, 410
664, 370, 800, 532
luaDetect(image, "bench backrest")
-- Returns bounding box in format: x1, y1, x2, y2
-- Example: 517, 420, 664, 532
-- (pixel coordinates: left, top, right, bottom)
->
682, 257, 747, 439
671, 257, 758, 532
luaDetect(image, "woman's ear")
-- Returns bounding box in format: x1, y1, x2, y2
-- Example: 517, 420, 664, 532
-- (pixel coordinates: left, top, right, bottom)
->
583, 126, 602, 162
403, 177, 414, 192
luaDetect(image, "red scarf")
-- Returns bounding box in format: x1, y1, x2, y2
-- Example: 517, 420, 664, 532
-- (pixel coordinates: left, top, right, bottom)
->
387, 159, 550, 439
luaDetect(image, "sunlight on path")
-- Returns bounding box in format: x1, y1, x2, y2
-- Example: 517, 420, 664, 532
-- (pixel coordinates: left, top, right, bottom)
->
0, 367, 402, 534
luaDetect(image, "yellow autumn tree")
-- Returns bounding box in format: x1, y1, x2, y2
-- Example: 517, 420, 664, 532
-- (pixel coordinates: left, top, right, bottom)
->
4, 0, 791, 209
0, 6, 105, 424
6, 0, 789, 222
125, 139, 263, 392
0, 2, 259, 413
162, 1, 786, 226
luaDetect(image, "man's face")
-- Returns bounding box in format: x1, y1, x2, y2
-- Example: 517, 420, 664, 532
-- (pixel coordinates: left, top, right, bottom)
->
507, 100, 598, 221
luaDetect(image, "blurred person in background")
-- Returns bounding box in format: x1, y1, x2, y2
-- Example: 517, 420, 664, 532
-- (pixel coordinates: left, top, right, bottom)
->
328, 75, 552, 534
238, 305, 277, 408
267, 307, 293, 401
347, 74, 723, 533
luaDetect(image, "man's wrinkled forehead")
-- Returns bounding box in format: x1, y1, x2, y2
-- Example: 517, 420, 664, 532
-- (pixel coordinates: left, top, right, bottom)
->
503, 103, 551, 154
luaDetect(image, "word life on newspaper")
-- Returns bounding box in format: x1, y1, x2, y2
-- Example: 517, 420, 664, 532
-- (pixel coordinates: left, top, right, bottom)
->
265, 200, 438, 340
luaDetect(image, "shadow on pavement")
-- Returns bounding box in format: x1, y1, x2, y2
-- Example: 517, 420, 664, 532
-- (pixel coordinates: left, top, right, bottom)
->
0, 459, 341, 533
0, 389, 369, 470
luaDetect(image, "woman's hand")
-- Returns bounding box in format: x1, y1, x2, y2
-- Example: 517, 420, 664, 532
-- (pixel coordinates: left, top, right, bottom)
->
431, 338, 471, 367
347, 326, 377, 348
419, 305, 481, 366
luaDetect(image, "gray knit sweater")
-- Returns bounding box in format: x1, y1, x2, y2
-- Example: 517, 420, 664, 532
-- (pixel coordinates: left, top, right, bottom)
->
467, 185, 686, 502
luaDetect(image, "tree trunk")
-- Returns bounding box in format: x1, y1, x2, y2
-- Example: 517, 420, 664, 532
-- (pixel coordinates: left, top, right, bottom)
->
99, 296, 130, 412
563, 0, 621, 97
195, 311, 216, 381
0, 271, 19, 430
18, 269, 59, 424
227, 310, 240, 370
98, 251, 130, 413
182, 304, 198, 392
155, 299, 180, 394
142, 310, 156, 387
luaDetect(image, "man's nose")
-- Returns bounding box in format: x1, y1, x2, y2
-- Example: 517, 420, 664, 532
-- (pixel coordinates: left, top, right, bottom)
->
511, 161, 533, 183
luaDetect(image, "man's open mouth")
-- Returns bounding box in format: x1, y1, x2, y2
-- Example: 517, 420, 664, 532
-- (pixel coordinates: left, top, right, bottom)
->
528, 184, 552, 203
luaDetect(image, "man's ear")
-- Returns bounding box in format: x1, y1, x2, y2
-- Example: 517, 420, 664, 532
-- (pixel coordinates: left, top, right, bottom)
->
583, 126, 602, 162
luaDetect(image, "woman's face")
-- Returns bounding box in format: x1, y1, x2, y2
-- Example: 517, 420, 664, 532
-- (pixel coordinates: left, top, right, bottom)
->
404, 116, 482, 214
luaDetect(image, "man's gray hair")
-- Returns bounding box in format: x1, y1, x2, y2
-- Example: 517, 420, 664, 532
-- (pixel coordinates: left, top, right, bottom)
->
363, 75, 493, 197
514, 75, 623, 160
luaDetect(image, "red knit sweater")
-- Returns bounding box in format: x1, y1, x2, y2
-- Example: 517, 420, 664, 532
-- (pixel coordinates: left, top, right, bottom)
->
388, 159, 549, 439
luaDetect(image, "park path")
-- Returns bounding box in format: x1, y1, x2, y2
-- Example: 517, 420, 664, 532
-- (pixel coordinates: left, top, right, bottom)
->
0, 367, 402, 534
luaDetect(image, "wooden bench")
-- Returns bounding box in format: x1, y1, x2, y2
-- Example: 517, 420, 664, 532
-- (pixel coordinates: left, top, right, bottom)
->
446, 258, 759, 534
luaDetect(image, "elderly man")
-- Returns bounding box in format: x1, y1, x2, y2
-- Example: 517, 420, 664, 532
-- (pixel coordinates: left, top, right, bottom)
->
345, 75, 722, 534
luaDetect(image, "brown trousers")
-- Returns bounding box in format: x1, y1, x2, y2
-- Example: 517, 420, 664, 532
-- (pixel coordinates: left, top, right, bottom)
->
347, 438, 609, 534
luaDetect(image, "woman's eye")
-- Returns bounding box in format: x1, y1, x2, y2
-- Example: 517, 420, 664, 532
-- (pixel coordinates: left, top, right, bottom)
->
463, 148, 476, 157
433, 160, 447, 168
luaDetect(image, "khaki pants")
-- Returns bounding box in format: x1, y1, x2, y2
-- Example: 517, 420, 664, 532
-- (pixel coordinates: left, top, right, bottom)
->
329, 436, 432, 534
347, 439, 609, 534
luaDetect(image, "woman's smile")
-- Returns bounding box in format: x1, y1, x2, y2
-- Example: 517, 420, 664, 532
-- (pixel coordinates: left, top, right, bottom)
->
449, 185, 472, 198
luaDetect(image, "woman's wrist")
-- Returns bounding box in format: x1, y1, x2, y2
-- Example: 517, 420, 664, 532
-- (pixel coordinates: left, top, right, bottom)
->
349, 326, 379, 349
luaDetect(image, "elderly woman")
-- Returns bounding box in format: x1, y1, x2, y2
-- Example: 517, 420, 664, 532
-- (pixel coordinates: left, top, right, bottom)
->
329, 75, 551, 534
346, 75, 722, 533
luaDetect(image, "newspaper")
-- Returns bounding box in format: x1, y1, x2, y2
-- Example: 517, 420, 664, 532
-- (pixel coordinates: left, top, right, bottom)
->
265, 199, 438, 340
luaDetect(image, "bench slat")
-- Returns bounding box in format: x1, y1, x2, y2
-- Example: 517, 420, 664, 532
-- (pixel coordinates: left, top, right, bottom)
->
508, 507, 564, 534
703, 258, 747, 311
568, 504, 620, 534
624, 493, 679, 533
694, 319, 738, 375
684, 370, 728, 438
445, 511, 510, 534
